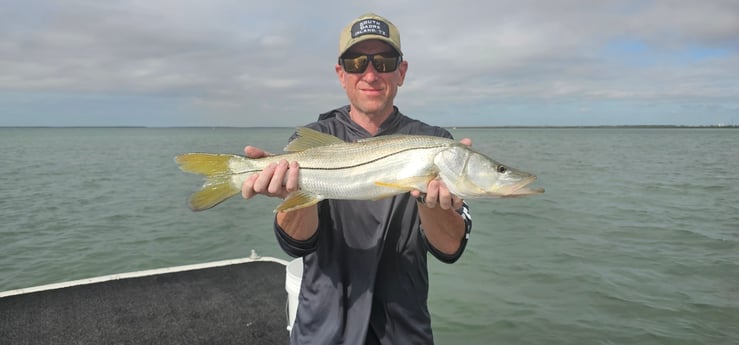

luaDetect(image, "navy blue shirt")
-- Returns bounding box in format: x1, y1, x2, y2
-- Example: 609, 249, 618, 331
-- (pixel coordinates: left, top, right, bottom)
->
275, 106, 472, 345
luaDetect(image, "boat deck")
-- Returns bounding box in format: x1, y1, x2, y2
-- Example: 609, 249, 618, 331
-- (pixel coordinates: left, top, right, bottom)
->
0, 259, 290, 345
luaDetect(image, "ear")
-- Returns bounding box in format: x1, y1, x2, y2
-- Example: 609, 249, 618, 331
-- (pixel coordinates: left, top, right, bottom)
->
397, 60, 408, 86
335, 64, 346, 88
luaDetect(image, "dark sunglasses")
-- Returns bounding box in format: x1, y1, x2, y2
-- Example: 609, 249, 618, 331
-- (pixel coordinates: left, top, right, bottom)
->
339, 52, 402, 74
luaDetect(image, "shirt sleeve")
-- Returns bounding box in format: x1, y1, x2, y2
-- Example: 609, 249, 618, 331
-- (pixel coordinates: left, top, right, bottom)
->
422, 201, 472, 264
273, 218, 319, 258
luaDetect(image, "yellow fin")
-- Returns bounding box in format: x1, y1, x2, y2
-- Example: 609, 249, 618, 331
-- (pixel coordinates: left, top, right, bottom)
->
187, 176, 241, 211
175, 153, 242, 211
284, 127, 345, 152
175, 153, 235, 176
275, 191, 322, 212
374, 176, 434, 192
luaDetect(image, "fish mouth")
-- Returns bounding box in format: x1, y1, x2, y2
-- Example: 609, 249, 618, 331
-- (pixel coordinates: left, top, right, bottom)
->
501, 175, 544, 197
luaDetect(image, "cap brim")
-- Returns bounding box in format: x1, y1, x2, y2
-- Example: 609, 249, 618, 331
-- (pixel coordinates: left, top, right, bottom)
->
339, 36, 402, 57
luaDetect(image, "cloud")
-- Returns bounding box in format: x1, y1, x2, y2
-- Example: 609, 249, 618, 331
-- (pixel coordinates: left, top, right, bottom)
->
1, 0, 737, 126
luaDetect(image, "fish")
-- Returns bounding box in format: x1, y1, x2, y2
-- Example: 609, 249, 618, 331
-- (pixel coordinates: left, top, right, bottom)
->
175, 127, 543, 212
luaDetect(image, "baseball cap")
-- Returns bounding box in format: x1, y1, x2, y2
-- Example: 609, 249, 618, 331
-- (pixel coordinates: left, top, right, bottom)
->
338, 13, 402, 57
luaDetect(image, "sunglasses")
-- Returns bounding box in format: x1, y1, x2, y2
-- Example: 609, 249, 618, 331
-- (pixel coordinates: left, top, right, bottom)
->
339, 52, 402, 74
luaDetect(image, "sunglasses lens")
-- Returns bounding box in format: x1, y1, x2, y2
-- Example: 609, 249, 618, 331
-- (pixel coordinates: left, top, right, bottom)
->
341, 55, 369, 73
341, 53, 400, 73
371, 55, 399, 73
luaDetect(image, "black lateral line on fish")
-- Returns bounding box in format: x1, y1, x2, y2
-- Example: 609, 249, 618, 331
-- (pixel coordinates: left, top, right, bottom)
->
230, 145, 442, 175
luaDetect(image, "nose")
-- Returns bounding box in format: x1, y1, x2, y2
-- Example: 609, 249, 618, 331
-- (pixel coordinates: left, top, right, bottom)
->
361, 63, 379, 82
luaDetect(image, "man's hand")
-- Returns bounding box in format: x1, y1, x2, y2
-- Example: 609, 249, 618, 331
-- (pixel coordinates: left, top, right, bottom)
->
410, 138, 472, 210
241, 146, 300, 200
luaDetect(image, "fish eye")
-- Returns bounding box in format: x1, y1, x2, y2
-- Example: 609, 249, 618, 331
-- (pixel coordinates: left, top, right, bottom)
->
496, 165, 508, 174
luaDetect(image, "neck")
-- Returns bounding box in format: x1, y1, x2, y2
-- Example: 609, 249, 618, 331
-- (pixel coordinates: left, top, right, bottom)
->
349, 107, 395, 136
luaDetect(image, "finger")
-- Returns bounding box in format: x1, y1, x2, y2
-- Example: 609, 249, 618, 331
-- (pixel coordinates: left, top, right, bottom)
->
460, 138, 472, 147
253, 163, 277, 194
285, 161, 300, 192
425, 180, 439, 208
268, 160, 289, 195
244, 146, 273, 158
244, 146, 263, 158
452, 196, 464, 210
241, 173, 259, 199
438, 183, 453, 210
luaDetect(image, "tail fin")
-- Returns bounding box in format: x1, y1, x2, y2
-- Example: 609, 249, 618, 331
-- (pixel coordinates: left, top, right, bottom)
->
175, 153, 242, 211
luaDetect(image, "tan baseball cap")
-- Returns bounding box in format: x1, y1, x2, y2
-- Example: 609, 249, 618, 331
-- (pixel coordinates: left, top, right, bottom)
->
338, 13, 402, 57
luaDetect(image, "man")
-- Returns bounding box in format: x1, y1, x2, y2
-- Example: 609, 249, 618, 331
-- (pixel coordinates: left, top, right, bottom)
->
242, 13, 472, 344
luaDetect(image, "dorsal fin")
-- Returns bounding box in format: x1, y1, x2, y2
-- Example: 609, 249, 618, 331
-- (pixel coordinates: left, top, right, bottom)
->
284, 127, 345, 152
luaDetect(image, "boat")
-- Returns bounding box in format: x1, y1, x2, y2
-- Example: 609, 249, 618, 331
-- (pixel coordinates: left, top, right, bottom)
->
0, 250, 298, 345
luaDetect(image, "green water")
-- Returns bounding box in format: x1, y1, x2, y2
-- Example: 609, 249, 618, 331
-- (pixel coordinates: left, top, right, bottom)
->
1, 127, 737, 344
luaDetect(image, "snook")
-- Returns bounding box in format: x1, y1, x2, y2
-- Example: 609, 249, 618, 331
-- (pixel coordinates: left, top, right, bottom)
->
175, 127, 543, 212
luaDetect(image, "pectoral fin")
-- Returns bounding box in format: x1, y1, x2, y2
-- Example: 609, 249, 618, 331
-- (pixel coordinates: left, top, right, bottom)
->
374, 176, 434, 192
275, 191, 323, 212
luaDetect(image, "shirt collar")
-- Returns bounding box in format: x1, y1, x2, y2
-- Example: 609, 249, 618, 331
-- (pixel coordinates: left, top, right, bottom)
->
335, 105, 404, 138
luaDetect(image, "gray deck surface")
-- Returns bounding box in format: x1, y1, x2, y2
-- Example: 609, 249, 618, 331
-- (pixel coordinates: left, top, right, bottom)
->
0, 261, 289, 345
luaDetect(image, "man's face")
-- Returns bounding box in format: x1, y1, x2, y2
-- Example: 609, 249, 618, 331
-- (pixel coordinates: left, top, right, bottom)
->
335, 40, 408, 120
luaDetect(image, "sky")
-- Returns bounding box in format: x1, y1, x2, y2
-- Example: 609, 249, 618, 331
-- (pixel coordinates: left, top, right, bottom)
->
1, 0, 738, 127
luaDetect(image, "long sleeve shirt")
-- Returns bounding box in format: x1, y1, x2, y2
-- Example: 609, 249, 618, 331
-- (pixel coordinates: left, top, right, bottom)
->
275, 106, 472, 345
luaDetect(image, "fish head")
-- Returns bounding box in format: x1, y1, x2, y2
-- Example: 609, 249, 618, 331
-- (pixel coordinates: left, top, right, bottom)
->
436, 145, 543, 198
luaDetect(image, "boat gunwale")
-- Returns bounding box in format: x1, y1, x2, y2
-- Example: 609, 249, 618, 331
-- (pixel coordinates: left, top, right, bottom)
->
0, 253, 288, 298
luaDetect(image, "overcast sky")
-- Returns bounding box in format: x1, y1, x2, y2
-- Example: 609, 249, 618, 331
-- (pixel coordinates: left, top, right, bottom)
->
1, 0, 737, 127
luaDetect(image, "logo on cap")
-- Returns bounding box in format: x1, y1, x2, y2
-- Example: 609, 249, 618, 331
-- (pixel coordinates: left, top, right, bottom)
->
351, 19, 390, 39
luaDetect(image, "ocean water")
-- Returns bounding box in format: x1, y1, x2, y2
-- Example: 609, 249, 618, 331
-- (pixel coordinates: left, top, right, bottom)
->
1, 127, 737, 344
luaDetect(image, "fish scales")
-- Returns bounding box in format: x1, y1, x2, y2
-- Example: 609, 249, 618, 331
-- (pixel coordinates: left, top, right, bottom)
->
175, 127, 543, 212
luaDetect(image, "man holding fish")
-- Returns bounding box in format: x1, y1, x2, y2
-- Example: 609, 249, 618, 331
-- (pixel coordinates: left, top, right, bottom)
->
241, 13, 471, 344
177, 11, 541, 344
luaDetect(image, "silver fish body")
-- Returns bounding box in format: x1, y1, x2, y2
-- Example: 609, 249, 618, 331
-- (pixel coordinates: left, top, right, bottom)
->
175, 127, 543, 212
